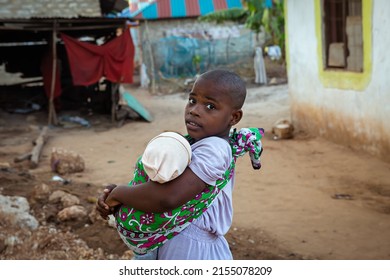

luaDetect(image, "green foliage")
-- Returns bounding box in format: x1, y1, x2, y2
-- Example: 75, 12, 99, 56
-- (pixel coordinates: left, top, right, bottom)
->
263, 1, 285, 59
245, 0, 265, 33
199, 7, 248, 24
199, 4, 264, 34
192, 54, 202, 65
192, 54, 202, 73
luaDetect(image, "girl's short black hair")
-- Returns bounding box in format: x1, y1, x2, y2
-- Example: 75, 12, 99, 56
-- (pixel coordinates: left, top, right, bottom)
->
199, 69, 247, 109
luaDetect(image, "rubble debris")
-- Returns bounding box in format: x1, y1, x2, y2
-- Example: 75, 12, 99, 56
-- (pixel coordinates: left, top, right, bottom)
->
0, 195, 39, 230
51, 147, 85, 175
57, 205, 87, 221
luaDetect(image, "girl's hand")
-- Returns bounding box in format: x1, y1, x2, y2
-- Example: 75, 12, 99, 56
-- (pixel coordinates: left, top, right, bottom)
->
96, 184, 117, 220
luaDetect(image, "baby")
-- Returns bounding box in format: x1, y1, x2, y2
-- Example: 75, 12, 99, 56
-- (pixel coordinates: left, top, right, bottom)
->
119, 131, 192, 259
141, 131, 192, 184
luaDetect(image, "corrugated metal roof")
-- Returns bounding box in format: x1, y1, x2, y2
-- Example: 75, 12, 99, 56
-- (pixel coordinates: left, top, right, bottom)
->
130, 0, 243, 20
0, 0, 102, 19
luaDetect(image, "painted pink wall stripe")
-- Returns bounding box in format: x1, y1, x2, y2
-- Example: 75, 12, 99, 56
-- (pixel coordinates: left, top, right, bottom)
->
213, 0, 228, 10
185, 0, 200, 17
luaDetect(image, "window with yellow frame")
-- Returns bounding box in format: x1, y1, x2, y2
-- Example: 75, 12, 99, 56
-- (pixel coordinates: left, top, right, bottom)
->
315, 0, 372, 90
323, 0, 363, 72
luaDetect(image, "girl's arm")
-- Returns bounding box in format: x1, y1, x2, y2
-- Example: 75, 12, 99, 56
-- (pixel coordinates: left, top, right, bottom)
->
105, 167, 206, 213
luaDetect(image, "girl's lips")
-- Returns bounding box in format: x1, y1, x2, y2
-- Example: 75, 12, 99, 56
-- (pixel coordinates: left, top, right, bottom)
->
186, 120, 201, 129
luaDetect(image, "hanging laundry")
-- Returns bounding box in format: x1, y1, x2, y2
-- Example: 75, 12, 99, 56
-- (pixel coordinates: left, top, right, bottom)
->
61, 29, 135, 86
254, 47, 267, 84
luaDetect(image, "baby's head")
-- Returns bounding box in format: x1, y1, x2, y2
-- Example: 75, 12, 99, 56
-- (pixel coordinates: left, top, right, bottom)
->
185, 69, 246, 141
141, 132, 192, 183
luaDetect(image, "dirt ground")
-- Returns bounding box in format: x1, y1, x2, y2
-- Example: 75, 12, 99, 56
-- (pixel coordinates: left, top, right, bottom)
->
1, 81, 390, 260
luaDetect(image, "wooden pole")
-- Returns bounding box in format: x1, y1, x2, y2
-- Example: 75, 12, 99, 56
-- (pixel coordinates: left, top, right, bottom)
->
48, 20, 58, 126
30, 126, 49, 169
137, 23, 143, 68
144, 20, 156, 94
111, 82, 119, 123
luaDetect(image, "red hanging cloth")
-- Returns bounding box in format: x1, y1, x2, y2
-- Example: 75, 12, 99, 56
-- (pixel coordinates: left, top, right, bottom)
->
61, 29, 134, 86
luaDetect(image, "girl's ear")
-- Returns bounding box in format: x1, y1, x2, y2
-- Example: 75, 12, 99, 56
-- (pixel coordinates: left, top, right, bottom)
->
230, 109, 243, 126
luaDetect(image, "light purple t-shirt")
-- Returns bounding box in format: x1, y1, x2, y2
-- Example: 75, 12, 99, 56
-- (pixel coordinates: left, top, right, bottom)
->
158, 136, 235, 260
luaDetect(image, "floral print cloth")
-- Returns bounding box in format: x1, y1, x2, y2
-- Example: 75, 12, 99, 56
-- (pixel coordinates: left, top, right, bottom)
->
115, 127, 264, 254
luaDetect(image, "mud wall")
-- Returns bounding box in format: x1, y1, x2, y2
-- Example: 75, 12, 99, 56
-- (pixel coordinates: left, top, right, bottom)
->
285, 0, 390, 162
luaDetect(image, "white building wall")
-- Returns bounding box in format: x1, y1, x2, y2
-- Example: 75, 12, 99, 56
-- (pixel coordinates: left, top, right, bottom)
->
286, 0, 390, 161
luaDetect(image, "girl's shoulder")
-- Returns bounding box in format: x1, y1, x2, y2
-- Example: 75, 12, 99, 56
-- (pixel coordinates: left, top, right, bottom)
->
192, 136, 231, 151
189, 137, 233, 185
191, 137, 232, 163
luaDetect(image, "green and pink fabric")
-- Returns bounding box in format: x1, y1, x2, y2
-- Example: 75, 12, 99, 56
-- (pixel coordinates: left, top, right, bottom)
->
115, 127, 264, 254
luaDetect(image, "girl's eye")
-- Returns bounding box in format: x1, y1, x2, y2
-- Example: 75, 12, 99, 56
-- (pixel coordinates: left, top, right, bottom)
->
188, 98, 195, 104
206, 104, 215, 110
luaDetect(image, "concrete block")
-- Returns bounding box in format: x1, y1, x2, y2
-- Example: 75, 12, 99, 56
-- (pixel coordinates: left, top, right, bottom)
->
328, 43, 345, 67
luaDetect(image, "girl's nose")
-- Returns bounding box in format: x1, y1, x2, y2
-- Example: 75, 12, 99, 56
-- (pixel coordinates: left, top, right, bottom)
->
189, 105, 200, 116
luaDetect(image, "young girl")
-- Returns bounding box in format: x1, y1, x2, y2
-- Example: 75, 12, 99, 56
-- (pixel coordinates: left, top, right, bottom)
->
96, 69, 264, 259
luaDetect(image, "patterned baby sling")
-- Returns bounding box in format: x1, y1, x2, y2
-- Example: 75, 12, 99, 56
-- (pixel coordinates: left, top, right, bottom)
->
115, 127, 264, 254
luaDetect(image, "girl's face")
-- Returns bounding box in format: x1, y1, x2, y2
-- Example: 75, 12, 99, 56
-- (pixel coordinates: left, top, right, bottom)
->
184, 77, 242, 141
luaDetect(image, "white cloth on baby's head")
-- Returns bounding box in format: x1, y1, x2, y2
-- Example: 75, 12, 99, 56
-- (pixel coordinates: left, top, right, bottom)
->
141, 132, 192, 183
